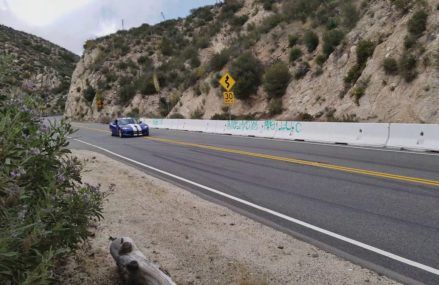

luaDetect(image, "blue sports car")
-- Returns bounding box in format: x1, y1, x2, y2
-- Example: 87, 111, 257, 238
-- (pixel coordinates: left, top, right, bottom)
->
109, 117, 149, 137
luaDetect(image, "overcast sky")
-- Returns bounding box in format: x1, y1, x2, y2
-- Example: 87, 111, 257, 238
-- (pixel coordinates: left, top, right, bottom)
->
0, 0, 219, 55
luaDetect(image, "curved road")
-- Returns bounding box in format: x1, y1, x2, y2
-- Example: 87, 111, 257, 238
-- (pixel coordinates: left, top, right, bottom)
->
69, 122, 439, 284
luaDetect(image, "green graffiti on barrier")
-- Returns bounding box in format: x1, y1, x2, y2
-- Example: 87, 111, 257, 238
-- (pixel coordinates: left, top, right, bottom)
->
225, 120, 302, 134
263, 120, 302, 133
152, 119, 163, 126
226, 120, 258, 131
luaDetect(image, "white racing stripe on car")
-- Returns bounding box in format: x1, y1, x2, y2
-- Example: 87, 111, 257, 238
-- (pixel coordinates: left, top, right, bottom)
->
128, 124, 142, 135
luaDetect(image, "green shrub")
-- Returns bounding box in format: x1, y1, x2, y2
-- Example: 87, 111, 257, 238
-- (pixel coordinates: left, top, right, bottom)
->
283, 0, 321, 22
135, 77, 156, 95
356, 40, 375, 66
399, 52, 417, 82
288, 35, 300, 47
230, 52, 264, 100
322, 29, 344, 57
261, 0, 275, 10
158, 97, 171, 117
297, 112, 314, 121
289, 48, 303, 62
345, 64, 363, 85
118, 83, 137, 104
210, 73, 222, 88
137, 55, 152, 66
118, 76, 132, 86
190, 55, 201, 68
0, 95, 104, 284
210, 50, 229, 72
159, 37, 173, 56
352, 85, 366, 105
303, 31, 319, 52
325, 18, 338, 30
390, 0, 413, 13
269, 98, 283, 115
263, 62, 291, 98
169, 113, 185, 119
230, 15, 249, 27
83, 84, 96, 102
190, 108, 204, 119
315, 54, 327, 66
295, 62, 310, 79
351, 79, 369, 106
257, 14, 283, 34
97, 78, 109, 90
382, 58, 399, 75
407, 10, 428, 37
404, 34, 416, 49
195, 36, 209, 49
83, 39, 97, 50
127, 107, 140, 118
345, 40, 375, 85
341, 1, 359, 29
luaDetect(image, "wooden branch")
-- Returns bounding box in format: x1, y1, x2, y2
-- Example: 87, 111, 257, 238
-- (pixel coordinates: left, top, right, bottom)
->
110, 237, 176, 285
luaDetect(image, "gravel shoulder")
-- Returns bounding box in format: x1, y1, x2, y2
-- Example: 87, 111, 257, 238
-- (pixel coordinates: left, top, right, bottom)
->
61, 149, 400, 285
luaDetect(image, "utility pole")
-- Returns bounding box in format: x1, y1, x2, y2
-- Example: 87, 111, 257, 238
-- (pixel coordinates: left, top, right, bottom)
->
121, 19, 125, 30
161, 12, 165, 21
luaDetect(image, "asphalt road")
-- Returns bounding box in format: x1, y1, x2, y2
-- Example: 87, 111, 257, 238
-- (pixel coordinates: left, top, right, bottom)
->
69, 122, 439, 285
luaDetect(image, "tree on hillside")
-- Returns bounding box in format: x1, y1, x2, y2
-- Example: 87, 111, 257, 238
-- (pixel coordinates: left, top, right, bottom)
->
263, 62, 291, 98
230, 52, 263, 100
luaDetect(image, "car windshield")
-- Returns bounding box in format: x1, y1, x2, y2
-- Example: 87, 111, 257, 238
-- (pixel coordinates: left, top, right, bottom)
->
119, 118, 137, 125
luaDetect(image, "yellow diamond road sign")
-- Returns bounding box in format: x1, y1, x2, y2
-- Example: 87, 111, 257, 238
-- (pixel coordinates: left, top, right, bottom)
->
219, 72, 236, 91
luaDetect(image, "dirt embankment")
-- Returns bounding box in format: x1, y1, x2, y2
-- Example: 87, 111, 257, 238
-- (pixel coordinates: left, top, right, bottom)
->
60, 149, 400, 285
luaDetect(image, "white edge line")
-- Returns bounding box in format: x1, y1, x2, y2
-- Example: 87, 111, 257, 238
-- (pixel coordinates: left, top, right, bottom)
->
73, 138, 439, 276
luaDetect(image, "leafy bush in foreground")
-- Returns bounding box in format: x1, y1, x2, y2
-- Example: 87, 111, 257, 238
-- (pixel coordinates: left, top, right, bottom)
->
0, 94, 105, 284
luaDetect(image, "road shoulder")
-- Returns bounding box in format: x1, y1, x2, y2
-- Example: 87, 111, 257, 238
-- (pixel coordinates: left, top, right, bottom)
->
60, 149, 400, 285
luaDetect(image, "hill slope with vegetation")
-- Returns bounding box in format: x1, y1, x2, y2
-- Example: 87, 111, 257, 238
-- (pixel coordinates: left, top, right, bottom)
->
0, 25, 79, 114
65, 0, 439, 123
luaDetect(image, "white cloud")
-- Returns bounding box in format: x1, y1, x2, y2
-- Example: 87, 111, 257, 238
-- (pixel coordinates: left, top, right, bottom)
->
6, 0, 91, 26
0, 0, 218, 54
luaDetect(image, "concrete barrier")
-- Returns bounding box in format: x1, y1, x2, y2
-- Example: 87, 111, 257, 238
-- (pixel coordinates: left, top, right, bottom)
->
141, 118, 438, 151
282, 122, 390, 147
180, 119, 209, 132
387, 124, 439, 151
205, 120, 227, 134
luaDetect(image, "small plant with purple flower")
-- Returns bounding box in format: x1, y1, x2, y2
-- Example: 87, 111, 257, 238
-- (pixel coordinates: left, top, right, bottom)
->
0, 93, 105, 284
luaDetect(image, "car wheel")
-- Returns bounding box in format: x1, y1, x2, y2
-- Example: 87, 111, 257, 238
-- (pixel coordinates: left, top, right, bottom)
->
118, 129, 124, 138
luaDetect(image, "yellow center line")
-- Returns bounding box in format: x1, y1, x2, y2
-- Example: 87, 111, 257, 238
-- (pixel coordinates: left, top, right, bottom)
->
73, 124, 439, 187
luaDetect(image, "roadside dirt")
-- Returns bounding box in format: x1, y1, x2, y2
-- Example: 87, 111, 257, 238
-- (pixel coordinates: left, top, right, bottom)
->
60, 149, 400, 285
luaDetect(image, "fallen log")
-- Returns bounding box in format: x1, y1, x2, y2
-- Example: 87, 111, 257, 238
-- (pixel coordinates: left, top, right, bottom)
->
110, 237, 176, 285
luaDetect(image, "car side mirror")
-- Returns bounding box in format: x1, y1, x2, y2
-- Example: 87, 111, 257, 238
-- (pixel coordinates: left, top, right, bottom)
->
114, 120, 118, 125
139, 121, 142, 124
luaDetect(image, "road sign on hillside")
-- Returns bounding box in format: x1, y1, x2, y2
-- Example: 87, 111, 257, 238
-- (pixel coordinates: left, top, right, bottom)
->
219, 72, 235, 91
223, 92, 235, 105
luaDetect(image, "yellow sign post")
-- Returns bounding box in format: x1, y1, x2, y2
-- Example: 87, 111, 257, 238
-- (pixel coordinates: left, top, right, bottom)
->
223, 91, 235, 105
219, 72, 236, 92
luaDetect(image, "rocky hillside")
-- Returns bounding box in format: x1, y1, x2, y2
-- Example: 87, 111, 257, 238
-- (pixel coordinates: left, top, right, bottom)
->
0, 25, 79, 114
65, 0, 439, 123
